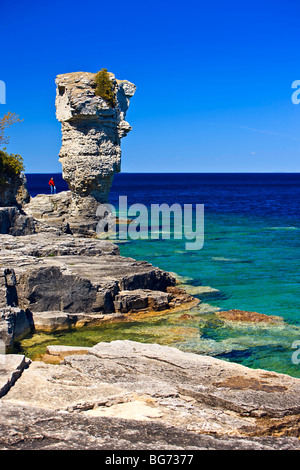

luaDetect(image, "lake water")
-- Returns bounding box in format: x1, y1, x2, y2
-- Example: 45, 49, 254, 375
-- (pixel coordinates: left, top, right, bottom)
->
23, 172, 300, 377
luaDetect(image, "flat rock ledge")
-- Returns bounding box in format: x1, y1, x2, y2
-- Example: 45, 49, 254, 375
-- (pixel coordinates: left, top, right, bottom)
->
1, 340, 300, 450
0, 232, 197, 348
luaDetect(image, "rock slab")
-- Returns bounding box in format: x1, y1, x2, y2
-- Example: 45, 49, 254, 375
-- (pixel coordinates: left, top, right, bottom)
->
0, 233, 181, 340
1, 340, 300, 450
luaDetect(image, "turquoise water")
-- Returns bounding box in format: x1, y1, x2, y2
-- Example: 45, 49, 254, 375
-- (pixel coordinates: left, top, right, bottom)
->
116, 212, 300, 377
25, 173, 300, 377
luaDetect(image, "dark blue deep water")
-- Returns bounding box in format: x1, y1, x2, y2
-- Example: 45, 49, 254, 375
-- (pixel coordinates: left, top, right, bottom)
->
25, 173, 300, 377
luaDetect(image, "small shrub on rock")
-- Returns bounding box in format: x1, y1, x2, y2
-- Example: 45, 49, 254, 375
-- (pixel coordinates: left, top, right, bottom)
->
94, 68, 116, 107
0, 149, 24, 186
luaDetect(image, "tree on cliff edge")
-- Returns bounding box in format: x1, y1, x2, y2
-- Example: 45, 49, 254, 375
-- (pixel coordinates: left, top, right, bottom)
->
0, 112, 24, 187
94, 69, 116, 108
0, 112, 22, 148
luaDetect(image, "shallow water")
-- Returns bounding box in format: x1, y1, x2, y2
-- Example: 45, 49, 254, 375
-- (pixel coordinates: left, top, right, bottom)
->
21, 173, 300, 377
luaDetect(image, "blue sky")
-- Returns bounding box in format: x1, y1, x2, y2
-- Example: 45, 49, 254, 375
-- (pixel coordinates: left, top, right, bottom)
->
1, 0, 300, 173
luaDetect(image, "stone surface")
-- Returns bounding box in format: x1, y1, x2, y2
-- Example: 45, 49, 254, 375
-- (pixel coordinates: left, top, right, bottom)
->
0, 307, 32, 348
0, 354, 29, 397
1, 401, 299, 450
216, 309, 284, 324
46, 345, 90, 358
24, 191, 72, 233
13, 255, 175, 315
0, 207, 36, 236
31, 311, 120, 332
0, 231, 119, 257
113, 289, 171, 313
0, 233, 180, 338
1, 340, 300, 449
54, 71, 136, 231
0, 173, 30, 208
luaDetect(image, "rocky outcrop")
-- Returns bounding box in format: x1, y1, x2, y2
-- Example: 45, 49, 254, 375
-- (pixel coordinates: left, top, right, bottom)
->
0, 207, 36, 236
0, 308, 32, 349
22, 70, 136, 237
0, 173, 30, 208
1, 401, 299, 450
53, 71, 136, 232
113, 289, 171, 313
23, 191, 72, 233
1, 340, 300, 450
0, 232, 193, 342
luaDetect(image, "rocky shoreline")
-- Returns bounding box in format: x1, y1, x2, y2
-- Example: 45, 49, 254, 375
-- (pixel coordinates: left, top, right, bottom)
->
1, 70, 299, 450
0, 227, 197, 348
2, 211, 300, 450
1, 209, 300, 450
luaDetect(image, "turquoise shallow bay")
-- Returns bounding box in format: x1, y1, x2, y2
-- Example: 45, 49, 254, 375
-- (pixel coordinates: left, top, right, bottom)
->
116, 211, 300, 377
22, 173, 300, 377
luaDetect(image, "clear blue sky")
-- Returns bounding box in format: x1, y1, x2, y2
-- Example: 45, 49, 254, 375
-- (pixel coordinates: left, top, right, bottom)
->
1, 0, 300, 173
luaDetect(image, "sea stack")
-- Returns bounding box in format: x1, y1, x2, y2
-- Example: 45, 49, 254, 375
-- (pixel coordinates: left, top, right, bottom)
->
55, 71, 136, 220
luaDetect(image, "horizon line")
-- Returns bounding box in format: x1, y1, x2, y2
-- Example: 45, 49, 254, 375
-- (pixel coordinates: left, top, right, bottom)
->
25, 171, 300, 175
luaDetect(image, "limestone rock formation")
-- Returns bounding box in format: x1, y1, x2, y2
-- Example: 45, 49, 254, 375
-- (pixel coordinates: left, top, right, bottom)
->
0, 173, 35, 236
0, 172, 30, 208
0, 307, 32, 349
23, 70, 136, 236
0, 232, 183, 341
0, 207, 36, 236
55, 71, 136, 223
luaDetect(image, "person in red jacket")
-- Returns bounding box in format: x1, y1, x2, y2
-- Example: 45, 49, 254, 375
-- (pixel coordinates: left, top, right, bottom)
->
49, 177, 56, 194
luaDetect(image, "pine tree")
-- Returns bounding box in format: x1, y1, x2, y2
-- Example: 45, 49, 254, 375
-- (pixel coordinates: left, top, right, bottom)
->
94, 68, 116, 107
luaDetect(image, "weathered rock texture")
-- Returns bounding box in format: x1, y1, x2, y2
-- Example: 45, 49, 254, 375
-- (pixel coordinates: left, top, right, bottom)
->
1, 340, 300, 450
22, 70, 136, 236
23, 192, 72, 233
0, 207, 36, 236
216, 309, 283, 324
0, 173, 30, 208
55, 71, 136, 226
0, 233, 196, 342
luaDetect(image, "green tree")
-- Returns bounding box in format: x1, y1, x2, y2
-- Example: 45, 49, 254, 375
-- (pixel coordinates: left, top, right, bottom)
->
94, 68, 116, 107
0, 112, 24, 185
0, 112, 23, 147
0, 149, 24, 185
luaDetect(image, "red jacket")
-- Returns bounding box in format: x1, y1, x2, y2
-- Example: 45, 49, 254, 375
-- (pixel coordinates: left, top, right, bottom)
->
49, 180, 55, 186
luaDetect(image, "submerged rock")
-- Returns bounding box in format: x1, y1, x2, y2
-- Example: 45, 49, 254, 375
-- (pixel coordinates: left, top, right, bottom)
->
216, 309, 283, 324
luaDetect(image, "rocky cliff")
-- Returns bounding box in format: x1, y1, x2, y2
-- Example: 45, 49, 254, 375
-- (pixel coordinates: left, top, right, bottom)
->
0, 172, 30, 208
0, 70, 198, 342
55, 71, 136, 225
